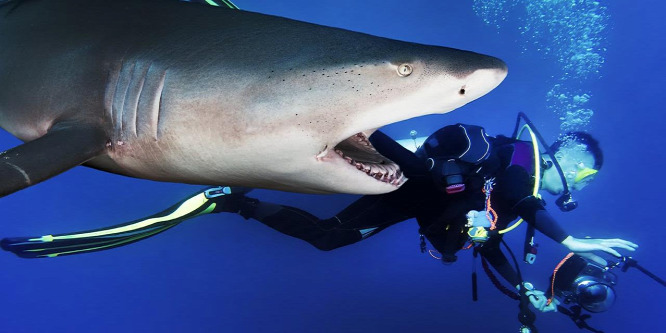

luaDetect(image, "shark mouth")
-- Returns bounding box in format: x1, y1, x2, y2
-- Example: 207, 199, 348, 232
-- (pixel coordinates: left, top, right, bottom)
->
331, 132, 405, 186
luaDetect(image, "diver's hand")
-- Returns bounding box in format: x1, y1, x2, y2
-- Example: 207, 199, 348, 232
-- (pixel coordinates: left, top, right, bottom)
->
526, 289, 559, 313
561, 236, 638, 257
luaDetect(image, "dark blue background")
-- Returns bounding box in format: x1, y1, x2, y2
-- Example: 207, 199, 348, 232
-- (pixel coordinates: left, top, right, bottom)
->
1, 1, 664, 332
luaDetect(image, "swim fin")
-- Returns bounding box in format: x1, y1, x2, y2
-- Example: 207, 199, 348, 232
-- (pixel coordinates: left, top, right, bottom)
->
1, 186, 252, 258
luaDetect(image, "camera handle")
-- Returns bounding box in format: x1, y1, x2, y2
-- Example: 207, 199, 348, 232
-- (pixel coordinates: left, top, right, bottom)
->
617, 257, 666, 287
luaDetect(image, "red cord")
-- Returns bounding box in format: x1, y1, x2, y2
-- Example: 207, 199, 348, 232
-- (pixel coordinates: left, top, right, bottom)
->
548, 252, 575, 305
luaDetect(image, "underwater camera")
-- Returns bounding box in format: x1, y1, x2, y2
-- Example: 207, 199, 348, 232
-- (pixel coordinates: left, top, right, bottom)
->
550, 255, 617, 313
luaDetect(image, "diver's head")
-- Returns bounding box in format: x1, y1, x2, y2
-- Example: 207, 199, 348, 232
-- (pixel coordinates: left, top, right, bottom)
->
541, 132, 603, 195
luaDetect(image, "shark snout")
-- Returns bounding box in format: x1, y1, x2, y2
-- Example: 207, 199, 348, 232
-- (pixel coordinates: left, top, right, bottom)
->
453, 54, 508, 103
468, 64, 507, 97
485, 56, 509, 86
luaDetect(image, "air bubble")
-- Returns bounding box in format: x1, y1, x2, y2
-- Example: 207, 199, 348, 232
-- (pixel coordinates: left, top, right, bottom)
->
473, 0, 608, 132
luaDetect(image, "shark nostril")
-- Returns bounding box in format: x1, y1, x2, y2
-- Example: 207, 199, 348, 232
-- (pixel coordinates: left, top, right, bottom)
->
459, 86, 466, 95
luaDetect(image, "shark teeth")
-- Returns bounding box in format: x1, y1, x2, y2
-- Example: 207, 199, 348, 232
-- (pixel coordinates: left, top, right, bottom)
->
333, 132, 404, 186
315, 145, 329, 159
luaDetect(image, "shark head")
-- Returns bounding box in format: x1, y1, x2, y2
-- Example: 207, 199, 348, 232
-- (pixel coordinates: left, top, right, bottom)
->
303, 53, 506, 194
211, 25, 508, 194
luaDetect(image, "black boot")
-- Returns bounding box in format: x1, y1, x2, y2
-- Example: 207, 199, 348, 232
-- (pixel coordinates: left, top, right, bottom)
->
206, 186, 253, 214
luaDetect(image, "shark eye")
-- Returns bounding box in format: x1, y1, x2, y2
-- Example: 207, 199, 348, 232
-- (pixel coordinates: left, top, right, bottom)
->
397, 64, 413, 77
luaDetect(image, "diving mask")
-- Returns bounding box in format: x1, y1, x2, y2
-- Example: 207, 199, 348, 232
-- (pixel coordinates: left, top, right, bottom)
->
574, 167, 598, 184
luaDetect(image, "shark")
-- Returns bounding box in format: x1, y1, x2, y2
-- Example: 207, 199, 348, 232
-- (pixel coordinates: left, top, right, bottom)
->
0, 0, 507, 196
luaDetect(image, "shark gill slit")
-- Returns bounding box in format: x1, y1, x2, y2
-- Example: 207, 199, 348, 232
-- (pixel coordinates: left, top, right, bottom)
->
118, 62, 136, 138
123, 62, 139, 138
104, 63, 121, 132
131, 63, 151, 137
112, 61, 135, 140
122, 61, 142, 139
110, 63, 125, 140
154, 71, 167, 140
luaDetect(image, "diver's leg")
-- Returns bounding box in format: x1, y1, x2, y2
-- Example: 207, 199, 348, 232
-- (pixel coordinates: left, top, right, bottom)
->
331, 194, 412, 236
234, 195, 410, 251
233, 199, 360, 251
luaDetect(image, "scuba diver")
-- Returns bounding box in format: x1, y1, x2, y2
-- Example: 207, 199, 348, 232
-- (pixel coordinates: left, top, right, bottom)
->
1, 113, 643, 331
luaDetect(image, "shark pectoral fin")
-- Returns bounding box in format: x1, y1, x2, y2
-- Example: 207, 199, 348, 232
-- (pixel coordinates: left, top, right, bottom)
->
0, 122, 108, 197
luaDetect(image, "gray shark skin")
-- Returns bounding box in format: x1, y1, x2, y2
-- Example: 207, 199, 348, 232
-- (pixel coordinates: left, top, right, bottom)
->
0, 0, 507, 196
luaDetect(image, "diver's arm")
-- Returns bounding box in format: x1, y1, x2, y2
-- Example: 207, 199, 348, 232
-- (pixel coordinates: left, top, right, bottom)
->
368, 130, 427, 177
514, 190, 638, 256
498, 165, 569, 242
503, 165, 638, 255
514, 199, 568, 243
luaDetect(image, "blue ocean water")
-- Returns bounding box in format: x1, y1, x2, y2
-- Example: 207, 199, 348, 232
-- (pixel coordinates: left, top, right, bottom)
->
1, 0, 664, 332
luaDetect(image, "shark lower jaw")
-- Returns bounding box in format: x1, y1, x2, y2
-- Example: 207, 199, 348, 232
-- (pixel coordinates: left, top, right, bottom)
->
316, 132, 406, 189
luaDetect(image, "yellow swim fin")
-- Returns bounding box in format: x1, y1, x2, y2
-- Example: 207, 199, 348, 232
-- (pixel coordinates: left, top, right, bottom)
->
1, 186, 250, 258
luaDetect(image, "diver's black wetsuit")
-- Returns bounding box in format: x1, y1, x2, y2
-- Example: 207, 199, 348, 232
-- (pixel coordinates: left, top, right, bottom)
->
232, 130, 569, 286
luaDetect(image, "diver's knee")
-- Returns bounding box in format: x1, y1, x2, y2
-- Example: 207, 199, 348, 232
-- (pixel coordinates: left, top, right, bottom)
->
311, 233, 360, 251
238, 198, 283, 220
237, 197, 259, 219
312, 242, 340, 251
